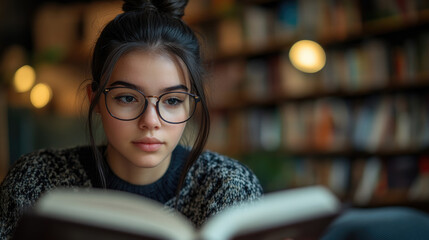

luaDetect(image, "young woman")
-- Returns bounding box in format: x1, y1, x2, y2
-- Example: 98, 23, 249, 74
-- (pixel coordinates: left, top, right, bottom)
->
0, 0, 263, 239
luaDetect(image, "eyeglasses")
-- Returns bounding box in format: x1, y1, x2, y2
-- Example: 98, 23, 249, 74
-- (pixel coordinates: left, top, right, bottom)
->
103, 87, 200, 124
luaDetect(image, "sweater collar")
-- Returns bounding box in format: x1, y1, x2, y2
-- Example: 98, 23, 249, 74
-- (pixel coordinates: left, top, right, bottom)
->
104, 145, 188, 204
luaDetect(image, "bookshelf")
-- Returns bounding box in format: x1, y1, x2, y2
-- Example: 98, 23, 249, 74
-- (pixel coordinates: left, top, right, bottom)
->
186, 0, 429, 208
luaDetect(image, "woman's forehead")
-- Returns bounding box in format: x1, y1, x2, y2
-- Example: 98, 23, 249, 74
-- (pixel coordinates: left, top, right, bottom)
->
109, 50, 191, 91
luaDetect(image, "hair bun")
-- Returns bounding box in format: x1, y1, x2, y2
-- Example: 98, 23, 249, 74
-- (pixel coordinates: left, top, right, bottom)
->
122, 0, 188, 19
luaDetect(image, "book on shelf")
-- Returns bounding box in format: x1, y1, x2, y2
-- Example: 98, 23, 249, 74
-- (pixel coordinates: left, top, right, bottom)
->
13, 186, 341, 240
216, 18, 244, 56
209, 59, 245, 108
418, 96, 429, 148
274, 0, 299, 40
279, 55, 316, 97
242, 5, 272, 49
353, 157, 382, 205
387, 156, 419, 190
312, 98, 351, 151
244, 58, 270, 100
329, 158, 351, 197
281, 103, 310, 151
410, 156, 429, 201
367, 97, 392, 152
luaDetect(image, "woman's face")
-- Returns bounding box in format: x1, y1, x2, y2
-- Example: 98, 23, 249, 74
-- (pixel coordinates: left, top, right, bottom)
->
96, 50, 189, 185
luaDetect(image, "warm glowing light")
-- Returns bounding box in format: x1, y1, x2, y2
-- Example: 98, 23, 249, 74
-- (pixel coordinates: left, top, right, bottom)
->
13, 65, 36, 92
30, 83, 52, 108
289, 40, 326, 73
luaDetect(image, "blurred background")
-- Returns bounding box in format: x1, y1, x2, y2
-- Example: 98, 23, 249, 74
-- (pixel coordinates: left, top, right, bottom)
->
1, 0, 429, 210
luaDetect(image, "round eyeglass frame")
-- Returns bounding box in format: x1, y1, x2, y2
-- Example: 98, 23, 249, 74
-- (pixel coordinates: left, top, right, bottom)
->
103, 86, 200, 124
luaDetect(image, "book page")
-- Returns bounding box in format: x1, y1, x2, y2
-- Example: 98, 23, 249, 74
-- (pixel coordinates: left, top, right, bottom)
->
199, 186, 340, 240
34, 188, 196, 240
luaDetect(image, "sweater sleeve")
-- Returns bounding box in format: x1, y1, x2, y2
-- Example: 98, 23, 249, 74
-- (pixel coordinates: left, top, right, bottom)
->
176, 151, 264, 228
0, 148, 90, 240
204, 160, 264, 217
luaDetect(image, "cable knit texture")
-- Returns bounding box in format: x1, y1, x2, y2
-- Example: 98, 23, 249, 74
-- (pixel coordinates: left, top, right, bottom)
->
0, 146, 263, 239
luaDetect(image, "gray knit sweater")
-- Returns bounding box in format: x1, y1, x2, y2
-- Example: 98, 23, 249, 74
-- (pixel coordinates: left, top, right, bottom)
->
0, 146, 263, 239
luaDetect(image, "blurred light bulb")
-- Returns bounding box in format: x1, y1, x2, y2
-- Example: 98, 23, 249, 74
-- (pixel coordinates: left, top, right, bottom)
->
289, 40, 326, 73
30, 83, 52, 108
13, 65, 36, 92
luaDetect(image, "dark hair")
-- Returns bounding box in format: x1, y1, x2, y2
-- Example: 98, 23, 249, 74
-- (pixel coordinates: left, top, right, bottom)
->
87, 0, 210, 200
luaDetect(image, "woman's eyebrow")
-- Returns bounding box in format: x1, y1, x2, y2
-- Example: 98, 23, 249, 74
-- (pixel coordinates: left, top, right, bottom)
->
109, 81, 189, 92
109, 81, 138, 89
162, 84, 189, 92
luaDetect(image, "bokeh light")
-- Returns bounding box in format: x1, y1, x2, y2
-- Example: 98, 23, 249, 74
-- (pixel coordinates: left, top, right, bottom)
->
13, 65, 36, 92
30, 83, 52, 108
289, 40, 326, 73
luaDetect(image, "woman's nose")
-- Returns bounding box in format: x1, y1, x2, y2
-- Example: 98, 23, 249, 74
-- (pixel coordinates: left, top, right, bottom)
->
138, 100, 161, 130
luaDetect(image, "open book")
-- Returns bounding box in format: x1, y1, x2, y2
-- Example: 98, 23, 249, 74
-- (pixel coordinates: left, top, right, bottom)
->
13, 186, 341, 240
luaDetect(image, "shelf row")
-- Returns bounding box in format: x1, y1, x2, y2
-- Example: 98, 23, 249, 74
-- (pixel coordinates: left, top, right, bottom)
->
185, 0, 429, 60
208, 30, 429, 109
242, 152, 429, 207
207, 93, 429, 155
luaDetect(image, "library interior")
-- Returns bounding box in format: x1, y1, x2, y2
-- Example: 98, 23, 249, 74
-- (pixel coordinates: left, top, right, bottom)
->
1, 0, 429, 213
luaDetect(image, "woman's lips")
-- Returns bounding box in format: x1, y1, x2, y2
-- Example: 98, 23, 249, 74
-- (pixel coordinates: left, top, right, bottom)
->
132, 138, 163, 152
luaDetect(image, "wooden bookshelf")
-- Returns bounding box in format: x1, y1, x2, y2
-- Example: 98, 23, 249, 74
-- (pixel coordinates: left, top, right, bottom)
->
195, 1, 429, 61
191, 0, 429, 207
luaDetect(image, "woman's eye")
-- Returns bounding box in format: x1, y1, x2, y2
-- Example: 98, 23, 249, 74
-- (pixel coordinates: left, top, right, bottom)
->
115, 95, 137, 103
165, 97, 183, 106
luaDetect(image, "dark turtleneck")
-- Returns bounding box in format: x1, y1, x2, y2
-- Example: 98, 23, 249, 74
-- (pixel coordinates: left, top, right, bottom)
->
105, 145, 188, 203
79, 145, 188, 204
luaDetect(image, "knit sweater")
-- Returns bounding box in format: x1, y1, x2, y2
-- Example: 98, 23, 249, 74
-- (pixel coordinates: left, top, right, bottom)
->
0, 146, 263, 239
